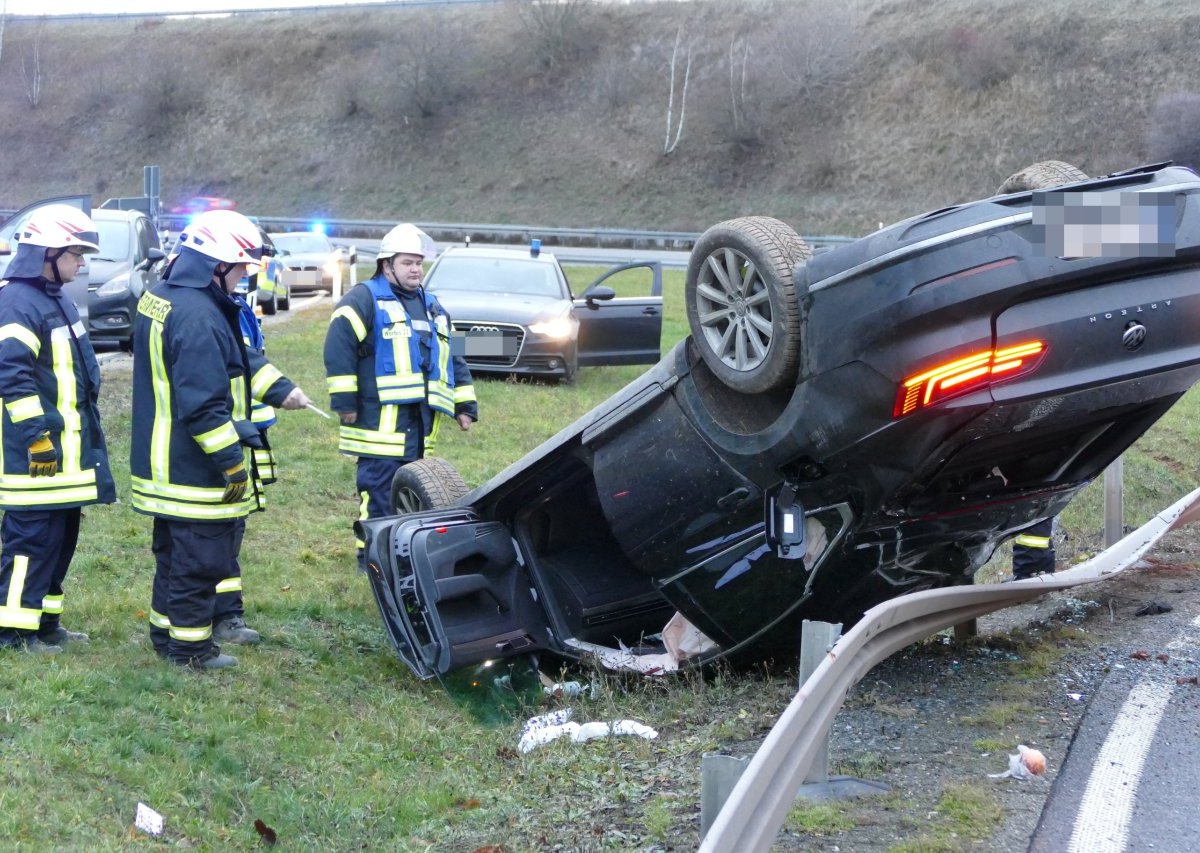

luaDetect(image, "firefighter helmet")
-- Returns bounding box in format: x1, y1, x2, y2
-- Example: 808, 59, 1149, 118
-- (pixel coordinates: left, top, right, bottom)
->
377, 223, 433, 260
20, 205, 100, 254
176, 210, 263, 266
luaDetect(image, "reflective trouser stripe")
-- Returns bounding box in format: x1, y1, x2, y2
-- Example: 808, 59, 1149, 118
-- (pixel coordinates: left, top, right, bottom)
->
149, 609, 171, 629
42, 593, 64, 615
1014, 534, 1051, 549
169, 624, 212, 642
0, 555, 41, 630
215, 578, 242, 594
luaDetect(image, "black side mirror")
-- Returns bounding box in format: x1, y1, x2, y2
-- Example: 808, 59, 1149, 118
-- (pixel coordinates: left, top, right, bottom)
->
583, 285, 616, 308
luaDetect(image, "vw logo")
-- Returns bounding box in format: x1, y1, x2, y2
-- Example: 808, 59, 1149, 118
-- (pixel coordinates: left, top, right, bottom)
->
1122, 321, 1147, 351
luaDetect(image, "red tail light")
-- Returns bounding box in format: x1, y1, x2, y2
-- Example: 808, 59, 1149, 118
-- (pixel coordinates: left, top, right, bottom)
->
894, 340, 1046, 418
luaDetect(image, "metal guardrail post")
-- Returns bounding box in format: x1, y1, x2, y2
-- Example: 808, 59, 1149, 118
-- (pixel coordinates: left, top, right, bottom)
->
798, 620, 841, 784
1104, 456, 1124, 547
700, 755, 750, 839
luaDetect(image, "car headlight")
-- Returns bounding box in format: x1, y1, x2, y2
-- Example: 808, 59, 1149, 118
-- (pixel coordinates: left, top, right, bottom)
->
96, 275, 132, 297
528, 315, 576, 340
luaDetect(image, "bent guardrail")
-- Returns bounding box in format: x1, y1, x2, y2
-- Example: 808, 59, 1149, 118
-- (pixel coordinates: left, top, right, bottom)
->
699, 485, 1200, 852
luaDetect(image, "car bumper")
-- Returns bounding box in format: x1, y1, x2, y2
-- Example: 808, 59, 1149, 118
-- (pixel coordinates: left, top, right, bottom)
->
463, 332, 577, 378
87, 291, 135, 340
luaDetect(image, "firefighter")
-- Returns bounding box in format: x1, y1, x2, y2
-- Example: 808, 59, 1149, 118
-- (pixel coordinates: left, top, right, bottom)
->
1011, 517, 1056, 579
211, 287, 311, 645
131, 209, 282, 670
0, 205, 116, 653
323, 223, 477, 564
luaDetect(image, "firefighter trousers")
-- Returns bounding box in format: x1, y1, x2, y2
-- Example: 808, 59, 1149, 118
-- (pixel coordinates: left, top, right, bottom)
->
355, 456, 405, 568
1013, 517, 1056, 578
213, 517, 248, 625
0, 508, 81, 646
149, 517, 239, 663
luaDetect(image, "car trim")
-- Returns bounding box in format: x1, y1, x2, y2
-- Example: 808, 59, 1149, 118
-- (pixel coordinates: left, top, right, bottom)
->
808, 181, 1199, 294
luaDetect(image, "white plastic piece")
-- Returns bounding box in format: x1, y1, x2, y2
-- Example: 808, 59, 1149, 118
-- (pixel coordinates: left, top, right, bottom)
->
135, 802, 165, 836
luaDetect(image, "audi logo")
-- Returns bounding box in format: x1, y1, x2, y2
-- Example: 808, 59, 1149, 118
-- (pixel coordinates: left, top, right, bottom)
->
468, 325, 501, 334
1122, 321, 1147, 351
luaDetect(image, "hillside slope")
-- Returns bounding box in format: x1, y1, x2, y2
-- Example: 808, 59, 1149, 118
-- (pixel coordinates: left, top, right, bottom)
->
0, 0, 1196, 235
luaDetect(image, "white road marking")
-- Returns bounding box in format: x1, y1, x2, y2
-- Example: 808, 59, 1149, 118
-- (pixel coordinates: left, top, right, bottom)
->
1067, 676, 1174, 852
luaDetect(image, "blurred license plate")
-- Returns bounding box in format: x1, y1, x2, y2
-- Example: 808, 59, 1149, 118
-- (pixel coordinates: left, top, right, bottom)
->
457, 329, 517, 357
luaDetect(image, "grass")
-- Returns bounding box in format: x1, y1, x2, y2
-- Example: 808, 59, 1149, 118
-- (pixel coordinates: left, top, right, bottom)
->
6, 271, 1200, 847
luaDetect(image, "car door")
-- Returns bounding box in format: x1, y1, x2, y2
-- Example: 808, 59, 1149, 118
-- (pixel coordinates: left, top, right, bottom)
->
0, 195, 92, 324
131, 214, 165, 299
574, 261, 664, 366
358, 509, 552, 679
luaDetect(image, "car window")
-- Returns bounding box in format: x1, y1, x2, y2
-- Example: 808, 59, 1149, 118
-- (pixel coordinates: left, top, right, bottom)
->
93, 219, 130, 262
271, 233, 332, 254
426, 256, 563, 298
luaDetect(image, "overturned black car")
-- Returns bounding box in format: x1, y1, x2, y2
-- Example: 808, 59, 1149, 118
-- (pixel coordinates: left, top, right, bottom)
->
359, 162, 1200, 679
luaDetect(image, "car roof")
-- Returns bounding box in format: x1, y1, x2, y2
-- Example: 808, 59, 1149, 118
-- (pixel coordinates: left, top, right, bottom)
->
437, 246, 559, 263
92, 208, 145, 223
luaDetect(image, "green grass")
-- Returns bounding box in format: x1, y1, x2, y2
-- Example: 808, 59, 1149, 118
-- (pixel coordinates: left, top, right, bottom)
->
6, 276, 1200, 847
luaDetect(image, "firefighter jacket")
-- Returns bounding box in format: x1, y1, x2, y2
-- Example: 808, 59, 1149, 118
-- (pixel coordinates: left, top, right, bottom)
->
129, 248, 264, 522
0, 249, 116, 510
324, 274, 477, 459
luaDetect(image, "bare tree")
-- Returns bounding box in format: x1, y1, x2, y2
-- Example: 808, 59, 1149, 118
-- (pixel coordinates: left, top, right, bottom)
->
767, 3, 866, 98
0, 0, 8, 67
663, 27, 693, 155
384, 13, 471, 121
512, 0, 594, 71
729, 35, 750, 139
20, 21, 43, 110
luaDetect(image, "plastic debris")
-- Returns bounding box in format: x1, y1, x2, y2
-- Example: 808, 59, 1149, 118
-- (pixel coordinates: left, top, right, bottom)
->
988, 745, 1047, 781
134, 802, 165, 837
517, 709, 657, 753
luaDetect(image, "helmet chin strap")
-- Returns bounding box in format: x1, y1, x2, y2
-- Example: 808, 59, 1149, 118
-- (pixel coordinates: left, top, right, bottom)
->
45, 248, 67, 286
214, 262, 237, 292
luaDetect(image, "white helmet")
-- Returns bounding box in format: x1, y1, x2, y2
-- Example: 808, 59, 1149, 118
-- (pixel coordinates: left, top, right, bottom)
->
176, 209, 263, 266
21, 205, 100, 254
377, 223, 434, 261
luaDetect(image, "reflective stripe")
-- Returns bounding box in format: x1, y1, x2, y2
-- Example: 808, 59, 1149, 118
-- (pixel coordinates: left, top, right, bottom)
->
453, 384, 477, 405
0, 555, 41, 630
215, 578, 242, 594
42, 593, 64, 615
149, 319, 172, 482
149, 609, 171, 629
327, 374, 358, 394
426, 414, 442, 454
1014, 534, 1051, 549
49, 328, 83, 480
250, 363, 284, 400
0, 323, 41, 355
231, 375, 249, 421
331, 306, 368, 342
359, 490, 370, 522
5, 394, 43, 423
0, 468, 99, 507
195, 421, 239, 454
169, 623, 212, 642
338, 423, 407, 457
131, 476, 253, 520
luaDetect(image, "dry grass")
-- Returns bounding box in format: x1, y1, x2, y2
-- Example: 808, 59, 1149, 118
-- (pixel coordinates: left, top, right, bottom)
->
0, 0, 1196, 235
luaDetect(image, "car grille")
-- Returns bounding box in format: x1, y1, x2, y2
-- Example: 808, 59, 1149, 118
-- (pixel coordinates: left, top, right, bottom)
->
452, 321, 525, 368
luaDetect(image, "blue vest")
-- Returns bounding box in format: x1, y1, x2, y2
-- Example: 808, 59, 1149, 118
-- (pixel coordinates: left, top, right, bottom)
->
365, 276, 455, 416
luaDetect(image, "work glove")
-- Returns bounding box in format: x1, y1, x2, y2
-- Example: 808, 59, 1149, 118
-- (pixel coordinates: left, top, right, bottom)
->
28, 432, 58, 477
280, 386, 312, 410
221, 462, 249, 504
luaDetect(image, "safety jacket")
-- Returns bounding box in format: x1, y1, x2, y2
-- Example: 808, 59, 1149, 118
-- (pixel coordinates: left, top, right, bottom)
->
0, 262, 116, 511
324, 274, 477, 459
129, 248, 262, 521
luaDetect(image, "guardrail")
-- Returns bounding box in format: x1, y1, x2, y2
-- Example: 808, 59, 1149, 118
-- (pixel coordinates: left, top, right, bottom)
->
698, 484, 1200, 851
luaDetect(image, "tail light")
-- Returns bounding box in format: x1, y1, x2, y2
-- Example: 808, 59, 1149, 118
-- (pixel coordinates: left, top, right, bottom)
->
894, 340, 1046, 418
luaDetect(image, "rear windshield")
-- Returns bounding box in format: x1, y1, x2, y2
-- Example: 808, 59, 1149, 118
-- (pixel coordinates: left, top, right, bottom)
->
426, 256, 563, 298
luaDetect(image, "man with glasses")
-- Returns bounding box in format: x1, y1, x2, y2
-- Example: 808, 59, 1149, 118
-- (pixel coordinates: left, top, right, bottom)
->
0, 205, 116, 654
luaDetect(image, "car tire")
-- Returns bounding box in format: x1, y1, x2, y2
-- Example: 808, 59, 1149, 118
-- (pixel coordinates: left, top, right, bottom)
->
278, 284, 290, 311
995, 161, 1088, 195
685, 216, 811, 394
562, 356, 578, 385
261, 293, 277, 315
390, 457, 470, 514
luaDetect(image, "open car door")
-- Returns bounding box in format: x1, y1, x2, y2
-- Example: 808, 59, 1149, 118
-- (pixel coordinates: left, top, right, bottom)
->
357, 509, 552, 679
574, 261, 663, 366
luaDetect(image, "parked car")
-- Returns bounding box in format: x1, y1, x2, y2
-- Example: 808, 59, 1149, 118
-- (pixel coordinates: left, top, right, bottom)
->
0, 195, 95, 325
236, 227, 289, 315
423, 245, 664, 382
358, 162, 1200, 680
269, 230, 352, 293
87, 208, 167, 347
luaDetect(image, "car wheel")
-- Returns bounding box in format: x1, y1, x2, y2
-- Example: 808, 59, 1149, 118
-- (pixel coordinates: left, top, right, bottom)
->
685, 216, 811, 394
390, 457, 470, 514
279, 284, 290, 311
995, 161, 1088, 194
119, 334, 134, 353
261, 292, 277, 315
561, 355, 578, 385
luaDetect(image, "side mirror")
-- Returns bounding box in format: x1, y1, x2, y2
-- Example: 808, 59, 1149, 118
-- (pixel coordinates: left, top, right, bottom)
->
138, 247, 167, 271
582, 285, 616, 308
